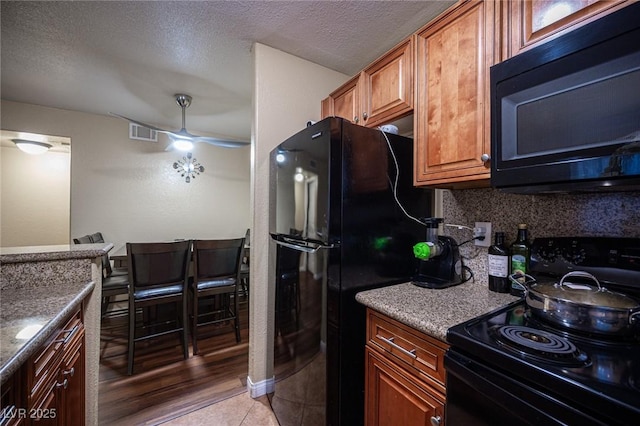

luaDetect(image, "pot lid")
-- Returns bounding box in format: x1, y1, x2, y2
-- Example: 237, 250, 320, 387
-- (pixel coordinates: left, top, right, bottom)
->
530, 271, 640, 309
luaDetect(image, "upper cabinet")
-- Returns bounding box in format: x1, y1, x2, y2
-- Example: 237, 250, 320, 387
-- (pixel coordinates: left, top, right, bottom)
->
322, 38, 414, 128
502, 0, 632, 59
322, 75, 360, 125
414, 0, 497, 187
322, 0, 635, 188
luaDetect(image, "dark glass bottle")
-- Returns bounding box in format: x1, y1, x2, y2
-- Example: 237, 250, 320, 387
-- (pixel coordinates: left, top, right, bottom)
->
509, 224, 531, 296
488, 232, 509, 293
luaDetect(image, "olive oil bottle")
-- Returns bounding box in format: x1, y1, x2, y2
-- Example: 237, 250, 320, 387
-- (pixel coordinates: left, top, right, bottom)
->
509, 224, 531, 296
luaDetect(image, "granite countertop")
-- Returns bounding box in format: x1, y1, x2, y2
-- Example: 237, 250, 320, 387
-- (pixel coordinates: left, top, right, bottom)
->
356, 281, 520, 342
0, 243, 113, 264
0, 243, 110, 384
0, 280, 95, 383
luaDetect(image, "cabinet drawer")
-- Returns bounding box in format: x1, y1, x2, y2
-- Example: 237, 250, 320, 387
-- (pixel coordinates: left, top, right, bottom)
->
366, 309, 448, 393
26, 310, 82, 404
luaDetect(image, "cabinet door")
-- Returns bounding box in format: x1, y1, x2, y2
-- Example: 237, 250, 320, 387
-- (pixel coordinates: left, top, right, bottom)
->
325, 75, 361, 124
24, 310, 84, 426
365, 347, 444, 426
59, 342, 84, 426
31, 381, 60, 426
414, 0, 495, 187
59, 313, 85, 426
361, 38, 414, 127
503, 0, 632, 58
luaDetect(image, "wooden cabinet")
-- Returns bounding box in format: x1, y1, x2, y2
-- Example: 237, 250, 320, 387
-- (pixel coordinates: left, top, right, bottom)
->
322, 38, 414, 128
1, 310, 85, 426
414, 0, 497, 187
365, 309, 448, 426
1, 378, 24, 426
502, 0, 632, 59
322, 75, 360, 125
56, 313, 85, 426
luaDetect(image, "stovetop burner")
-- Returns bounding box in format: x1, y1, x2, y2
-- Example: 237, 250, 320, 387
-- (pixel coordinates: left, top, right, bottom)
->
491, 325, 591, 366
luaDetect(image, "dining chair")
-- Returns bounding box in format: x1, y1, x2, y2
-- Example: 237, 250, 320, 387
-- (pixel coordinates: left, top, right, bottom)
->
239, 228, 250, 302
101, 274, 129, 317
126, 240, 191, 375
74, 232, 128, 278
191, 238, 244, 355
74, 232, 128, 317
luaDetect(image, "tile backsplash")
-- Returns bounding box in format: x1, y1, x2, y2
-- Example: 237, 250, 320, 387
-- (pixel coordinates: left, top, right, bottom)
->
441, 188, 640, 285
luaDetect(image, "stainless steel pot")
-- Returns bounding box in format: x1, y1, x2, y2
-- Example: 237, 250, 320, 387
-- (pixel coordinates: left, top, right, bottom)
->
510, 271, 640, 336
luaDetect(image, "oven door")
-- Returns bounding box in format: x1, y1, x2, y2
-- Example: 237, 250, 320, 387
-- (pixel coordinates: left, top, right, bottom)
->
444, 349, 607, 426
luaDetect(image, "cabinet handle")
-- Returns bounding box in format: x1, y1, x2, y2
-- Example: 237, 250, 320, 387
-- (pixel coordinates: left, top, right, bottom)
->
63, 367, 75, 378
430, 415, 442, 426
480, 153, 491, 163
376, 334, 417, 359
54, 324, 79, 344
362, 112, 368, 120
353, 116, 359, 123
56, 378, 69, 390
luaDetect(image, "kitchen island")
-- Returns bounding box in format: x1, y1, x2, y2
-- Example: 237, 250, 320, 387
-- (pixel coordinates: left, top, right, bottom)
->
1, 243, 111, 425
356, 281, 519, 341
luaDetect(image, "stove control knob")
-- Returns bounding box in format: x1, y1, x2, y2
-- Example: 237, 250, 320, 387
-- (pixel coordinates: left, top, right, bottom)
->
537, 247, 559, 263
562, 247, 586, 265
430, 416, 442, 426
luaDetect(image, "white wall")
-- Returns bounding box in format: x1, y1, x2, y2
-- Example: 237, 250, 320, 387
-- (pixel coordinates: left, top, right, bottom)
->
248, 43, 349, 393
1, 144, 70, 246
1, 100, 251, 251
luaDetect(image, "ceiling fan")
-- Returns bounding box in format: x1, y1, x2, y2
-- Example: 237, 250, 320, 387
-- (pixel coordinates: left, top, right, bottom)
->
110, 94, 249, 150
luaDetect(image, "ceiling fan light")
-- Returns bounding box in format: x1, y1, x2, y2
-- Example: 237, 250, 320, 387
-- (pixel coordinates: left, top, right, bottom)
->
172, 139, 194, 151
12, 139, 53, 155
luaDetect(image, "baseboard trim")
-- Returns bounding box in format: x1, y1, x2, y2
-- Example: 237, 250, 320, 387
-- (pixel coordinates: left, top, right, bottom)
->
247, 375, 275, 398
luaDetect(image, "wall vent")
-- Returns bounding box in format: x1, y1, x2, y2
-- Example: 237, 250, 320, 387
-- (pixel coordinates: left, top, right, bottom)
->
129, 123, 158, 142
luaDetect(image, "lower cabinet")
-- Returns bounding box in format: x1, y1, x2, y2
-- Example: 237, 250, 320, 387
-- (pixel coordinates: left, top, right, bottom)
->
1, 379, 24, 426
1, 309, 85, 426
365, 309, 447, 426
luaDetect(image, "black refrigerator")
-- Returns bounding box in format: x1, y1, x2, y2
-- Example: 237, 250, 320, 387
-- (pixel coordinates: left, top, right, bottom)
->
269, 117, 432, 425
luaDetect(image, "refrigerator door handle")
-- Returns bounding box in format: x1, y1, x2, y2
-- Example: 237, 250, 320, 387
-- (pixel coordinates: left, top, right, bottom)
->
273, 237, 336, 253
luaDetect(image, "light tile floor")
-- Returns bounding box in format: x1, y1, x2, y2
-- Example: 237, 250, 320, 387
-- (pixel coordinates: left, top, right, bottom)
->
161, 392, 280, 426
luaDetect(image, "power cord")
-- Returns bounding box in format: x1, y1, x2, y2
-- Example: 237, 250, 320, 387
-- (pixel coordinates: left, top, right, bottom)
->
379, 127, 425, 227
461, 265, 475, 284
454, 236, 485, 247
379, 127, 479, 286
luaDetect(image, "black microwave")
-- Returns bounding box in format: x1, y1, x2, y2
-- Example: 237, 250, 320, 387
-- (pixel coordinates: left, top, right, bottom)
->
490, 3, 640, 194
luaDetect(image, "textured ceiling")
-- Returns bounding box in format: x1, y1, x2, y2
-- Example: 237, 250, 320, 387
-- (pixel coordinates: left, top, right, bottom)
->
1, 1, 455, 140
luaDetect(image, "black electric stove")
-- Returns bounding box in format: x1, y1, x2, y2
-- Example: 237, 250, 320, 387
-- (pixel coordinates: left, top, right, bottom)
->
445, 237, 640, 425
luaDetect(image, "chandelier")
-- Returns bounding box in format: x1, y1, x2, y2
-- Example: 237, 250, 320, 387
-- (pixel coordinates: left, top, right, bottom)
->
173, 152, 204, 183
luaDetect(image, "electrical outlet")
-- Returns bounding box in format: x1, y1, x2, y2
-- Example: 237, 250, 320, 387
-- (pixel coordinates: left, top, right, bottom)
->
474, 222, 492, 247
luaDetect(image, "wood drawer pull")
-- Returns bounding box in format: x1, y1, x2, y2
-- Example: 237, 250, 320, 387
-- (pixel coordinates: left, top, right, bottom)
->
54, 325, 79, 345
376, 334, 417, 359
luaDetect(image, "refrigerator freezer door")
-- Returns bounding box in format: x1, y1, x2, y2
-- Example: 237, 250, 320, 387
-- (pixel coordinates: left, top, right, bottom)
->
271, 119, 333, 245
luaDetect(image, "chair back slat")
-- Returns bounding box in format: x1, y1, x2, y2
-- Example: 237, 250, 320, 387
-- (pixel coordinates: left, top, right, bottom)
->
127, 241, 191, 288
74, 235, 93, 244
194, 238, 244, 282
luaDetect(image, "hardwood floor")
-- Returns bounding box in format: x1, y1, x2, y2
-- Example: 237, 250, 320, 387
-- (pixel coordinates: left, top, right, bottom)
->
99, 299, 250, 425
